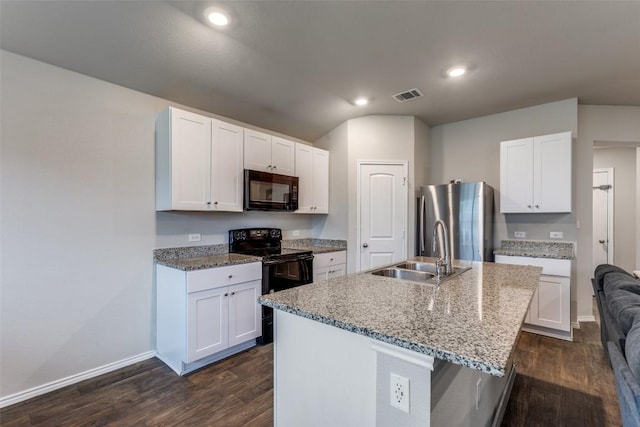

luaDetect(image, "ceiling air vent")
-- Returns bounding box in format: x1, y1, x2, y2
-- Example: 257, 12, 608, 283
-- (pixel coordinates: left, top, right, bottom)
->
392, 88, 424, 103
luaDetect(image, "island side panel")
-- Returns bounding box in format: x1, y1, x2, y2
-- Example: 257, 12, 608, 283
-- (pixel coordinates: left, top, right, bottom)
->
273, 310, 377, 426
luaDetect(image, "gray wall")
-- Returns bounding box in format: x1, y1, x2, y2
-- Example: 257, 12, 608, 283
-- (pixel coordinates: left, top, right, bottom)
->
576, 105, 640, 321
429, 98, 579, 247
593, 147, 638, 272
315, 115, 429, 273
0, 50, 313, 400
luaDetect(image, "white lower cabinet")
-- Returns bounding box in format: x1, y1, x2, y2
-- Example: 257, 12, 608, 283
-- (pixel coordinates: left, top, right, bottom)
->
313, 251, 347, 282
157, 262, 262, 375
495, 255, 571, 341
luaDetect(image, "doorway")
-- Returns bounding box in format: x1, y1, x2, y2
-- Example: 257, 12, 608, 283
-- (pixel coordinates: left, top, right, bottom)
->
593, 168, 614, 270
357, 161, 408, 272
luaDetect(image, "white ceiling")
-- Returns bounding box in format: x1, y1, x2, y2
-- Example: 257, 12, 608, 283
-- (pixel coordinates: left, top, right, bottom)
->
1, 1, 639, 141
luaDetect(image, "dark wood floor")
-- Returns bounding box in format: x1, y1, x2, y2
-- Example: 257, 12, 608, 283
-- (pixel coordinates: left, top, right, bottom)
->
1, 316, 621, 426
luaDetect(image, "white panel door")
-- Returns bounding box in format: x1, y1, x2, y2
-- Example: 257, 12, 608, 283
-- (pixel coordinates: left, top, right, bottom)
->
244, 129, 272, 172
171, 108, 212, 210
187, 287, 228, 363
211, 119, 243, 212
534, 132, 572, 212
228, 280, 262, 347
271, 136, 296, 176
500, 138, 533, 213
593, 168, 614, 269
359, 163, 407, 271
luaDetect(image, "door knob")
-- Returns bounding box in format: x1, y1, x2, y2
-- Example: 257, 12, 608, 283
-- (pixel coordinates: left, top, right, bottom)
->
362, 243, 368, 248
599, 239, 605, 244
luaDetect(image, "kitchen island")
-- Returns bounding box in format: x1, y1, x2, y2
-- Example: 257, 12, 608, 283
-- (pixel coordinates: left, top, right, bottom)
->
259, 258, 540, 427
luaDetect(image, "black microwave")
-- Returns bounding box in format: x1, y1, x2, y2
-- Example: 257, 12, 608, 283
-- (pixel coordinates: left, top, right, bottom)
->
244, 169, 299, 211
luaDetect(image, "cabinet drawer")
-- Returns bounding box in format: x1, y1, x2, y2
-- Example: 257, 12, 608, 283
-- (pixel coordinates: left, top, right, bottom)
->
495, 255, 570, 276
314, 251, 347, 268
187, 262, 262, 293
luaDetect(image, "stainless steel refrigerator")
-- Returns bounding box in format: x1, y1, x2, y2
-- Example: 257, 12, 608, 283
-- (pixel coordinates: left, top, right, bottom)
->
417, 182, 494, 262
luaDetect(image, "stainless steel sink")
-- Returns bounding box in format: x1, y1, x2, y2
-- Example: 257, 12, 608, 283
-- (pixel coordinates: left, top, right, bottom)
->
370, 260, 470, 285
371, 268, 435, 282
395, 261, 470, 277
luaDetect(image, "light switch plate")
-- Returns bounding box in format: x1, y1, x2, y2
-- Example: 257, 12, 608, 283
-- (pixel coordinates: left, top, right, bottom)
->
550, 231, 563, 239
514, 231, 526, 238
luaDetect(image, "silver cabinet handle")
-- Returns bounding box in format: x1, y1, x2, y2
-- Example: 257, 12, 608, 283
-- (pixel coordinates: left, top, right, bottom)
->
599, 239, 605, 244
231, 292, 235, 296
535, 204, 539, 208
228, 274, 233, 279
363, 243, 368, 248
527, 205, 532, 208
224, 293, 229, 297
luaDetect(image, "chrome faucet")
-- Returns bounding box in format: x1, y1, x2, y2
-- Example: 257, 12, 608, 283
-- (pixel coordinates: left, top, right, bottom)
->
432, 219, 452, 276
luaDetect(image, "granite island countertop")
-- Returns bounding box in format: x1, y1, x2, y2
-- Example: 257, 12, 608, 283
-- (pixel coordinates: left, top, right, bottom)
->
259, 258, 540, 377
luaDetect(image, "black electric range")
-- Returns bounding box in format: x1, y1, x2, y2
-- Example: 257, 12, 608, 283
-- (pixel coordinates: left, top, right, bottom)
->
229, 228, 314, 344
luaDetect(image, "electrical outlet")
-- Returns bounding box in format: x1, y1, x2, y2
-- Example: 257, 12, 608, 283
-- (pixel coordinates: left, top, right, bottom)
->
292, 230, 300, 237
514, 231, 526, 238
390, 373, 410, 413
188, 233, 201, 242
550, 231, 564, 239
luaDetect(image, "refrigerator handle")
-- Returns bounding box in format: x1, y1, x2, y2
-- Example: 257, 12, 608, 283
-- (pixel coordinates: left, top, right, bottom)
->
420, 195, 425, 253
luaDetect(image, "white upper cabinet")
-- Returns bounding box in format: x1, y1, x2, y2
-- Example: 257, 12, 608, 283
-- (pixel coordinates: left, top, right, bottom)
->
210, 119, 244, 212
500, 131, 572, 213
271, 136, 296, 175
244, 130, 295, 176
156, 107, 243, 212
295, 144, 329, 214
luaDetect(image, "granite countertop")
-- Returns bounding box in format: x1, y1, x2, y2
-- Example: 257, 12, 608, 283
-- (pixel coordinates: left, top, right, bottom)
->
156, 253, 262, 271
154, 239, 347, 271
259, 258, 540, 377
282, 238, 347, 254
493, 240, 574, 260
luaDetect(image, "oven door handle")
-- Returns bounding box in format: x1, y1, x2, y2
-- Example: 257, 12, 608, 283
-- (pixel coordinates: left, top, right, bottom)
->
263, 255, 314, 266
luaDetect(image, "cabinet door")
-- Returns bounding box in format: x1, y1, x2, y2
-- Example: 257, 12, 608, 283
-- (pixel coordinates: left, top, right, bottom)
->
312, 148, 329, 213
187, 287, 229, 363
271, 136, 296, 176
533, 132, 572, 213
295, 144, 314, 213
211, 119, 243, 212
500, 137, 533, 213
327, 264, 346, 279
228, 280, 262, 347
244, 129, 272, 172
313, 266, 331, 283
170, 108, 212, 210
527, 275, 570, 332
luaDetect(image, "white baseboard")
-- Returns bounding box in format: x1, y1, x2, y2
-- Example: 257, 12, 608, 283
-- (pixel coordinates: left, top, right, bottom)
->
0, 350, 157, 409
577, 315, 596, 323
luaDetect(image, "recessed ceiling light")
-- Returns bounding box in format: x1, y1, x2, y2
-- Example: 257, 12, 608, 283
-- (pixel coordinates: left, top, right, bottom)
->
446, 66, 467, 78
354, 97, 369, 106
205, 7, 230, 27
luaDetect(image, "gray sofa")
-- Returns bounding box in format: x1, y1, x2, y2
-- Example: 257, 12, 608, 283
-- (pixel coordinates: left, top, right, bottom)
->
592, 264, 640, 426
